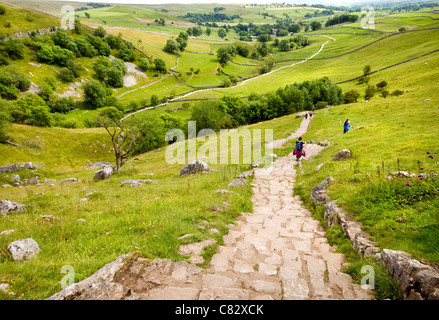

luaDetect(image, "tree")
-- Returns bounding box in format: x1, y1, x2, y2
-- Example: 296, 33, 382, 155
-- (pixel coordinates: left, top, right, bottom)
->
217, 45, 237, 66
0, 100, 11, 143
74, 19, 82, 34
279, 39, 291, 52
154, 58, 167, 73
138, 57, 150, 71
94, 26, 106, 38
150, 94, 159, 106
363, 64, 371, 76
206, 27, 212, 36
119, 42, 136, 61
344, 89, 360, 103
96, 107, 136, 171
310, 21, 322, 31
82, 80, 110, 109
376, 80, 388, 90
364, 84, 376, 100
218, 29, 226, 38
85, 12, 90, 19
190, 101, 225, 133
164, 39, 179, 54
176, 32, 188, 51
0, 6, 6, 15
257, 34, 271, 42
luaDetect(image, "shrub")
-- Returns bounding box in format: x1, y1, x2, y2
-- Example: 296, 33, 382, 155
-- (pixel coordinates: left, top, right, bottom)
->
82, 80, 111, 109
154, 58, 167, 73
49, 96, 76, 113
376, 80, 388, 90
391, 89, 404, 96
190, 100, 225, 133
344, 89, 360, 103
364, 84, 376, 100
0, 6, 6, 15
138, 57, 150, 71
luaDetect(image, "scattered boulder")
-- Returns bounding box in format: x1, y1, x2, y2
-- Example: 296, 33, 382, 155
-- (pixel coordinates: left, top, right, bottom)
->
387, 171, 418, 179
227, 179, 246, 189
211, 206, 225, 212
93, 165, 115, 181
60, 178, 80, 184
0, 162, 35, 174
315, 162, 325, 172
214, 189, 237, 195
0, 230, 14, 236
251, 162, 261, 168
120, 179, 156, 188
310, 177, 334, 205
86, 161, 112, 170
332, 149, 352, 161
28, 177, 39, 185
0, 200, 26, 216
9, 174, 21, 184
180, 160, 210, 177
238, 170, 254, 179
40, 215, 59, 223
317, 141, 330, 147
7, 238, 41, 261
0, 283, 15, 296
77, 219, 86, 222
2, 184, 12, 188
44, 179, 57, 183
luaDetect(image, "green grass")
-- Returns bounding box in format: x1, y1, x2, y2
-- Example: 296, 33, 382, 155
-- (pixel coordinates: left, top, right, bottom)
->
0, 3, 60, 34
293, 57, 439, 263
0, 109, 303, 300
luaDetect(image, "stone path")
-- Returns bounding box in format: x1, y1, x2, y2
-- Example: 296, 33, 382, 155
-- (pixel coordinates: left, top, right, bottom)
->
49, 118, 374, 300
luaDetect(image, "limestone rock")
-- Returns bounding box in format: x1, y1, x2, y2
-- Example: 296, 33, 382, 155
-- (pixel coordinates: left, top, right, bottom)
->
93, 165, 115, 181
48, 253, 130, 300
238, 170, 254, 179
120, 179, 156, 188
86, 161, 112, 170
315, 162, 325, 172
0, 230, 14, 236
0, 200, 26, 216
332, 149, 352, 161
378, 249, 439, 300
60, 178, 79, 184
9, 174, 21, 184
214, 189, 237, 195
180, 160, 210, 177
8, 238, 41, 261
310, 177, 334, 205
227, 179, 246, 189
178, 239, 217, 256
28, 177, 39, 185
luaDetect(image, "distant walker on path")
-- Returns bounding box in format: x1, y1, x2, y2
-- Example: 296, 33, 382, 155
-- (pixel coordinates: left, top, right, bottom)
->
293, 136, 306, 161
343, 118, 351, 134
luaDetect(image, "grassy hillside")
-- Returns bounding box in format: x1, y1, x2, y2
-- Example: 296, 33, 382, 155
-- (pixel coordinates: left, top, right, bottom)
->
0, 3, 60, 34
0, 112, 303, 300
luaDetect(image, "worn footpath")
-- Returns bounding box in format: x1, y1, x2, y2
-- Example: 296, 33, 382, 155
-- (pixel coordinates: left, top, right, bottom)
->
48, 118, 374, 300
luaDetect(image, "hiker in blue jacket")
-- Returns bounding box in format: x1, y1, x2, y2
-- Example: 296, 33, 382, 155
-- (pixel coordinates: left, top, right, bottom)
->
293, 136, 306, 161
343, 118, 351, 134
